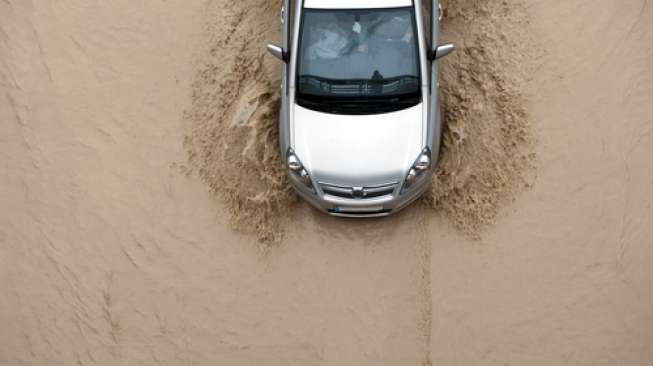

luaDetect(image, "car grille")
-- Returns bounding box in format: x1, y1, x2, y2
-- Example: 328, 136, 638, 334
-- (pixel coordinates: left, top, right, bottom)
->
319, 182, 398, 200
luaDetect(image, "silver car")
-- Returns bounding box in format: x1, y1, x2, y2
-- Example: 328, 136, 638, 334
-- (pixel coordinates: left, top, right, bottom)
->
266, 0, 454, 218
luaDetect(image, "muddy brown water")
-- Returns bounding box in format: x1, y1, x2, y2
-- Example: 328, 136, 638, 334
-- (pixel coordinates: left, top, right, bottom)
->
1, 0, 652, 365
185, 0, 536, 243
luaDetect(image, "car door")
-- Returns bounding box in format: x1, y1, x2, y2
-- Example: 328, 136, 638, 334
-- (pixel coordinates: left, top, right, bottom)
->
427, 0, 444, 158
279, 0, 294, 157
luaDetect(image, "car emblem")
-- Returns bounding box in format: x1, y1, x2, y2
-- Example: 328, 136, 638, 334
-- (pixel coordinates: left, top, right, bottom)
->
352, 187, 366, 199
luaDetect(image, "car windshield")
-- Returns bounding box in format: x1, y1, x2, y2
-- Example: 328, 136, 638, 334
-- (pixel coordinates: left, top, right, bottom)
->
296, 7, 421, 114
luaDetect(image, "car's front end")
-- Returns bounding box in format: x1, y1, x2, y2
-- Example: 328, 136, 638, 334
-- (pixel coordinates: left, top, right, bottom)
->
286, 101, 434, 217
287, 148, 433, 218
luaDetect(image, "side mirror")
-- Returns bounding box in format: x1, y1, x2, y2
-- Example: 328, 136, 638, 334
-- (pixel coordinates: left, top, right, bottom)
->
266, 43, 288, 62
430, 43, 456, 61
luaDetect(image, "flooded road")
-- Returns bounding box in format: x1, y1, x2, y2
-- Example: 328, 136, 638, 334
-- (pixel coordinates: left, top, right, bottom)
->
1, 0, 652, 365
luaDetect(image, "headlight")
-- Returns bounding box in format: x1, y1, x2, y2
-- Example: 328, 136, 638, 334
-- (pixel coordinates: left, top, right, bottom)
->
401, 148, 432, 193
286, 149, 315, 192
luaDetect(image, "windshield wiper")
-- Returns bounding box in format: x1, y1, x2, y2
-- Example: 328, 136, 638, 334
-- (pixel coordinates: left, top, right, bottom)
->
298, 74, 420, 96
296, 92, 421, 115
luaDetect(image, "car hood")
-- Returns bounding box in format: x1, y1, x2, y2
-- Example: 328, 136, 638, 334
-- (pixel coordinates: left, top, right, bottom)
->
292, 103, 424, 186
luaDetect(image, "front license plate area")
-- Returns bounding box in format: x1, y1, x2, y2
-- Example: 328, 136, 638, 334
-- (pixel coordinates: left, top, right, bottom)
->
334, 206, 384, 214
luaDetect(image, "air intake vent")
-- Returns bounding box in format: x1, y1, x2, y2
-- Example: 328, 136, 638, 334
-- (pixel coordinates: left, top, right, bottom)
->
319, 182, 397, 200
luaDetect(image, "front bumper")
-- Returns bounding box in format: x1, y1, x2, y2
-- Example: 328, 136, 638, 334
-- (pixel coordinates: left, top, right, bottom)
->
290, 174, 432, 218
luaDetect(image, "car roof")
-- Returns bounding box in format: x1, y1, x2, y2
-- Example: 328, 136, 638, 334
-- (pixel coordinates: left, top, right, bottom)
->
303, 0, 413, 9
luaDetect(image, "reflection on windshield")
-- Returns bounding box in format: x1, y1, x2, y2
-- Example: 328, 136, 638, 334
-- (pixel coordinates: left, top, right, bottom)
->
296, 7, 421, 114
